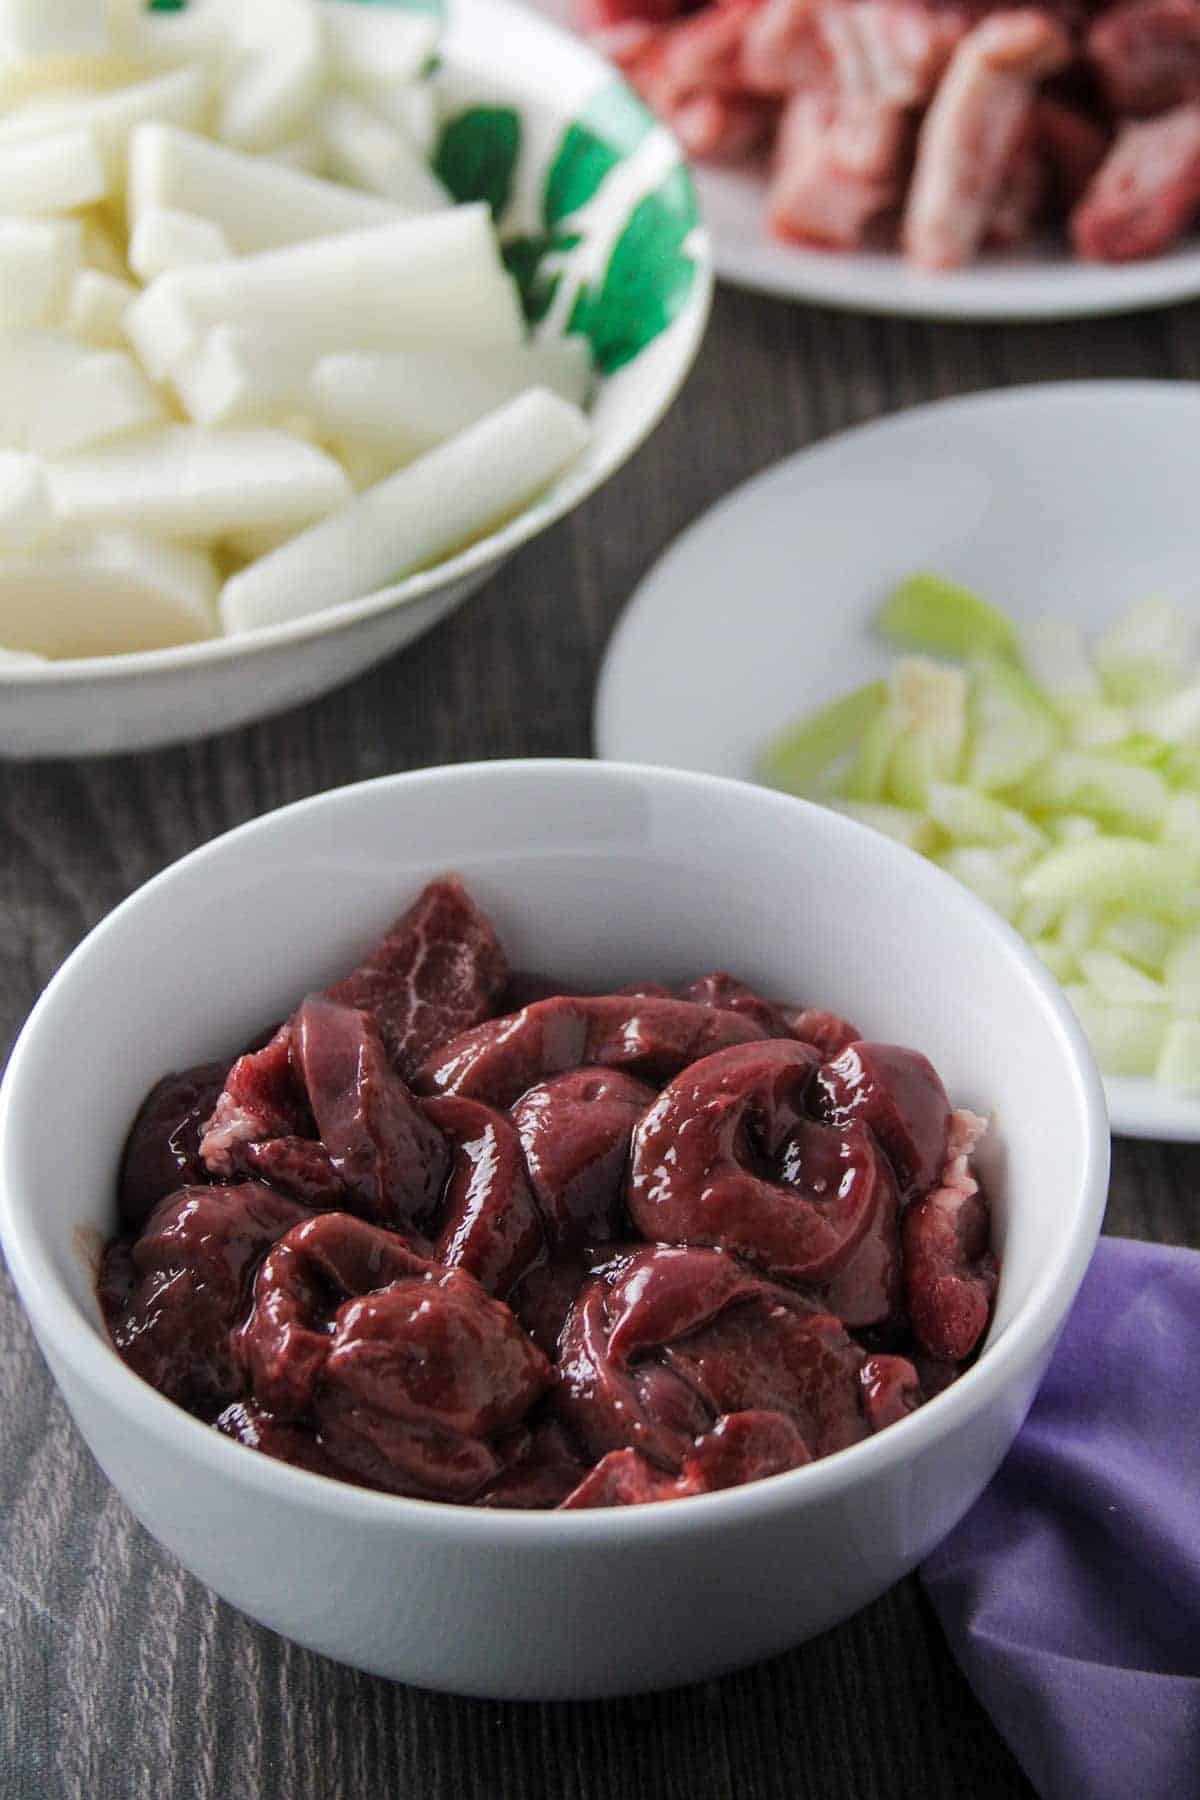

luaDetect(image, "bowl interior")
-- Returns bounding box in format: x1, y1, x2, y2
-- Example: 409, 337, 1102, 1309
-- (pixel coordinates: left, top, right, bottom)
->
2, 763, 1101, 1401
0, 0, 710, 686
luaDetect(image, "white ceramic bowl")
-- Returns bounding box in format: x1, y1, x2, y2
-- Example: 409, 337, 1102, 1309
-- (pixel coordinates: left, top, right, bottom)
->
0, 760, 1109, 1698
0, 0, 711, 760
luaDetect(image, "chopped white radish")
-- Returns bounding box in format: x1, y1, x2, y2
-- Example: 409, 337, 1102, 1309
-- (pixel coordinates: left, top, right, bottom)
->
111, 0, 235, 69
0, 451, 50, 549
221, 388, 590, 633
48, 424, 352, 542
316, 2, 439, 88
126, 206, 523, 379
128, 204, 230, 280
223, 521, 301, 562
128, 122, 400, 254
366, 82, 437, 158
317, 93, 449, 211
218, 0, 322, 154
79, 213, 126, 276
66, 267, 136, 345
264, 135, 326, 175
0, 65, 211, 188
0, 128, 107, 213
312, 343, 593, 458
0, 531, 218, 657
0, 217, 82, 327
0, 0, 108, 59
172, 325, 311, 426
0, 331, 165, 456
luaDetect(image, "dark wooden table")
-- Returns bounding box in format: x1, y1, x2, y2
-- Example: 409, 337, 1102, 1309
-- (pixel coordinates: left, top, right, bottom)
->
3, 285, 1199, 1800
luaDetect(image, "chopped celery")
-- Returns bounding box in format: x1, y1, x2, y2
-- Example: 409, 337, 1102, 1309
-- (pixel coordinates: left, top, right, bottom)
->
1078, 948, 1170, 1007
925, 781, 1047, 849
935, 846, 1021, 921
1139, 678, 1200, 746
1049, 814, 1101, 845
756, 679, 886, 797
1062, 700, 1134, 749
1063, 985, 1167, 1076
877, 572, 1019, 661
1020, 618, 1099, 703
1099, 912, 1173, 974
839, 704, 898, 802
883, 657, 967, 808
1156, 1019, 1200, 1092
1057, 902, 1102, 956
965, 653, 1059, 791
1022, 838, 1200, 923
1095, 598, 1194, 704
1017, 750, 1167, 836
829, 800, 937, 853
1164, 931, 1200, 1014
1032, 938, 1078, 982
1161, 791, 1200, 847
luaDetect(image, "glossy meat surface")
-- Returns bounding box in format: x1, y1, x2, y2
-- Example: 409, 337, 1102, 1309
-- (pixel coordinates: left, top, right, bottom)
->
101, 878, 996, 1510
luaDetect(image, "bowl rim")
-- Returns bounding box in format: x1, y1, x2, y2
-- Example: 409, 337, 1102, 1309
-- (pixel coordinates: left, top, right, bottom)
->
0, 0, 713, 688
0, 759, 1110, 1542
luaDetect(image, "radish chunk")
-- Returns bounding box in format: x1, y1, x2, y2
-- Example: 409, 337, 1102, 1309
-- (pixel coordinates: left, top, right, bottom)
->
316, 2, 439, 88
126, 206, 524, 378
218, 0, 323, 154
66, 268, 137, 345
311, 343, 593, 458
173, 326, 311, 427
128, 124, 401, 255
0, 0, 108, 59
0, 332, 165, 456
48, 425, 352, 542
318, 93, 450, 210
129, 205, 231, 281
0, 65, 211, 189
369, 83, 437, 158
0, 532, 218, 657
221, 388, 591, 633
0, 451, 50, 550
0, 128, 107, 213
0, 218, 82, 327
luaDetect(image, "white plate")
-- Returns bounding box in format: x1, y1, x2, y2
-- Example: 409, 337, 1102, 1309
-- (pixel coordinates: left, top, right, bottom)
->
529, 0, 1200, 320
595, 379, 1200, 1139
698, 161, 1200, 321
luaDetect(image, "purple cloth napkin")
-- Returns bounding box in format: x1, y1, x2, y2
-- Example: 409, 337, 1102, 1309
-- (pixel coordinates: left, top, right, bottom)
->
920, 1236, 1200, 1800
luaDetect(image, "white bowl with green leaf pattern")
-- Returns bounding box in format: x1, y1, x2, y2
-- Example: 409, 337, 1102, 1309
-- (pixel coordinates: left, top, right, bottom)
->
3, 0, 711, 760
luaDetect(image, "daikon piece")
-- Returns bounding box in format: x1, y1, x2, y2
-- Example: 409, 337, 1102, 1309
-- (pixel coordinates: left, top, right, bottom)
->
126, 206, 523, 378
218, 0, 322, 154
365, 82, 437, 158
172, 325, 311, 426
264, 135, 326, 175
316, 2, 439, 87
0, 331, 166, 456
128, 122, 400, 254
128, 204, 230, 280
48, 424, 352, 541
66, 267, 136, 345
0, 531, 219, 656
312, 342, 593, 458
0, 65, 211, 189
79, 213, 126, 275
0, 127, 107, 212
0, 0, 108, 59
0, 451, 51, 549
111, 0, 235, 68
221, 387, 590, 633
0, 217, 82, 327
318, 93, 449, 211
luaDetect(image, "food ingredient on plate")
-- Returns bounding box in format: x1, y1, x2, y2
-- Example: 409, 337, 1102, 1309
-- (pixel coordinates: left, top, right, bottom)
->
758, 577, 1200, 1090
582, 0, 1200, 270
0, 0, 594, 662
100, 875, 996, 1509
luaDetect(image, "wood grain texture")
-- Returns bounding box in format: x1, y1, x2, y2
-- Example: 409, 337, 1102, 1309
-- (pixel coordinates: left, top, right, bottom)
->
3, 286, 1199, 1800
